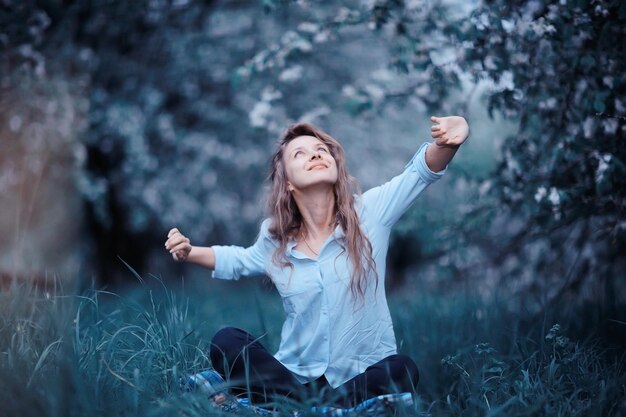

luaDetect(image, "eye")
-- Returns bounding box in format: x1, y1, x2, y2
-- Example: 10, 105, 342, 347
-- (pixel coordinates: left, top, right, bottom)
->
294, 150, 303, 158
318, 147, 328, 153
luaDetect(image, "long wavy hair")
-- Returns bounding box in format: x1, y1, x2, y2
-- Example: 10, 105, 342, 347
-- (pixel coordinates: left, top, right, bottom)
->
267, 123, 377, 300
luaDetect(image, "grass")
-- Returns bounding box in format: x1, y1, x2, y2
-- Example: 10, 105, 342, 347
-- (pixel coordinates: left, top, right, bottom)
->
0, 275, 624, 417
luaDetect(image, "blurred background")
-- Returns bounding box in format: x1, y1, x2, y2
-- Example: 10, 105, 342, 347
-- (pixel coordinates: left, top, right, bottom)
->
1, 0, 624, 340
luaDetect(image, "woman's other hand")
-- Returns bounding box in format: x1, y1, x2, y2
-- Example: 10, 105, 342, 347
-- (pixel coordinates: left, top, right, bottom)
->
430, 116, 469, 148
165, 228, 192, 262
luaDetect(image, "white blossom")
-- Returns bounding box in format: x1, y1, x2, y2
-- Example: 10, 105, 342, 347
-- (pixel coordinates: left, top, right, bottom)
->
313, 30, 330, 43
602, 118, 618, 135
279, 65, 303, 83
363, 83, 385, 102
281, 31, 312, 52
249, 101, 272, 128
538, 97, 557, 110
261, 86, 282, 101
297, 22, 319, 33
479, 180, 492, 197
548, 187, 560, 206
595, 153, 612, 184
501, 19, 514, 33
341, 85, 357, 97
534, 186, 547, 203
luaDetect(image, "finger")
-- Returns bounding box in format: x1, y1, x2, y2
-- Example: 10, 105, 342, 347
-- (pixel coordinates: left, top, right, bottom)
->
167, 228, 179, 238
431, 125, 441, 131
167, 239, 183, 252
172, 252, 183, 262
169, 245, 187, 255
431, 116, 442, 123
165, 236, 176, 249
170, 242, 190, 254
431, 131, 444, 138
165, 235, 185, 250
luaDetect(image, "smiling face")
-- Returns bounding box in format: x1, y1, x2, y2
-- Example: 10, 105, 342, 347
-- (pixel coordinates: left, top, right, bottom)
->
283, 135, 338, 192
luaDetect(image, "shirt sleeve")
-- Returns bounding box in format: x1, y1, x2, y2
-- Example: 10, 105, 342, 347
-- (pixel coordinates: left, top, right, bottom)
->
211, 218, 273, 280
361, 142, 447, 228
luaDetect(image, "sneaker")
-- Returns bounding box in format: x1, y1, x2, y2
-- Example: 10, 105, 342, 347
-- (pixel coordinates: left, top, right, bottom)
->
180, 371, 274, 414
350, 392, 414, 415
179, 370, 226, 397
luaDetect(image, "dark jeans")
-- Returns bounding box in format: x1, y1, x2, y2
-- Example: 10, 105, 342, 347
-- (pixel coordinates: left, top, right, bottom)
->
209, 327, 419, 407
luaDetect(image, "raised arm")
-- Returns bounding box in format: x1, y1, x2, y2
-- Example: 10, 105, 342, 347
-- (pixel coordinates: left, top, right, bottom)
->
425, 116, 469, 172
361, 115, 469, 228
165, 220, 272, 280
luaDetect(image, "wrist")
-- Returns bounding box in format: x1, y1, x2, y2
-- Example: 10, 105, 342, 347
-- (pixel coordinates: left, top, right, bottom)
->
434, 140, 460, 150
185, 245, 194, 262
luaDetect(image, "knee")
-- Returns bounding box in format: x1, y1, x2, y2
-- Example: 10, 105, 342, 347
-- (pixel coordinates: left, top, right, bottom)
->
392, 354, 420, 388
210, 327, 247, 364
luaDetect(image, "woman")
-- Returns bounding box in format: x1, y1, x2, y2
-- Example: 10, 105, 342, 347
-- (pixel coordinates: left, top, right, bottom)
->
165, 116, 469, 407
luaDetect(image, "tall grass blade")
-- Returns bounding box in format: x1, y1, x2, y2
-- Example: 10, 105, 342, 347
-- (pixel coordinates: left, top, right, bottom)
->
118, 256, 146, 285
27, 338, 63, 387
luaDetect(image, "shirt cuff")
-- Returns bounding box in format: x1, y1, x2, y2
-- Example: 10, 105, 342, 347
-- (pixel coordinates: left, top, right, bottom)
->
404, 142, 447, 184
211, 245, 239, 280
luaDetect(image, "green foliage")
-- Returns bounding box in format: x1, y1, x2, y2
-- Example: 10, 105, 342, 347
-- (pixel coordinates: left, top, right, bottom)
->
460, 0, 626, 238
459, 0, 625, 311
343, 0, 626, 309
2, 0, 624, 310
3, 0, 286, 280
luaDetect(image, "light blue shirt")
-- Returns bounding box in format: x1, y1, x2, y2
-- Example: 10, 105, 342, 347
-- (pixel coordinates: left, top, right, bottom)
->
212, 142, 446, 388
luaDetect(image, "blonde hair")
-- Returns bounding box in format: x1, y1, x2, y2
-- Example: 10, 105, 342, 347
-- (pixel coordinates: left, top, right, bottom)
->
266, 123, 377, 299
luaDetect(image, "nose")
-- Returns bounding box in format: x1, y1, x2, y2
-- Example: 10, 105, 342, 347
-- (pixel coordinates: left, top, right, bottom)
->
309, 151, 321, 160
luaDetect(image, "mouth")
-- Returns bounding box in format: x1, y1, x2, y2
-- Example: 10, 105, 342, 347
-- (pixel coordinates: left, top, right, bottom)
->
308, 163, 328, 171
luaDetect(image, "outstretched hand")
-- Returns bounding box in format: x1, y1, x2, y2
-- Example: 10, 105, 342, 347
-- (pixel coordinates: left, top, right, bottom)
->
165, 228, 192, 262
430, 116, 469, 148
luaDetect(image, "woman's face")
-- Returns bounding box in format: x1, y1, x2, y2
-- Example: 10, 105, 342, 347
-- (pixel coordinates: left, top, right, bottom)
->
282, 135, 338, 192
